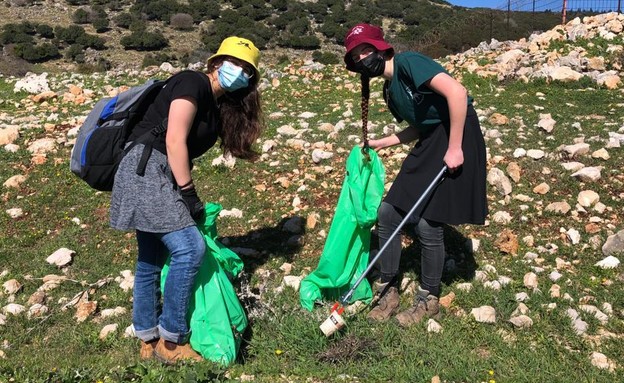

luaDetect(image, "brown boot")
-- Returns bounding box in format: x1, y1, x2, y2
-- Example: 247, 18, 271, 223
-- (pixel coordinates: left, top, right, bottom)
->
395, 288, 440, 327
367, 283, 400, 322
140, 339, 158, 360
153, 339, 203, 364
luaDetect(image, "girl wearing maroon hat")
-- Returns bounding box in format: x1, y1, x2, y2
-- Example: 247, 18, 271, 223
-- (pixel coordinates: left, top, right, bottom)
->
343, 24, 487, 326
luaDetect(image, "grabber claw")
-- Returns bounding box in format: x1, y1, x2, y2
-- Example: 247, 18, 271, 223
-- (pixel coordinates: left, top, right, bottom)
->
330, 302, 344, 315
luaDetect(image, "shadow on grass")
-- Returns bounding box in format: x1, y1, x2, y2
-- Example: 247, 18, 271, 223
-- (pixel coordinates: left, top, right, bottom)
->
366, 224, 479, 289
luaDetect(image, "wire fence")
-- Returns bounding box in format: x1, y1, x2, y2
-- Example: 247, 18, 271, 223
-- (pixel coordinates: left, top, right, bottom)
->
492, 0, 620, 12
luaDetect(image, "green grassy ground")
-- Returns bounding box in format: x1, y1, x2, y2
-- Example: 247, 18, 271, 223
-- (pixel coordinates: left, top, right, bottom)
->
0, 59, 622, 382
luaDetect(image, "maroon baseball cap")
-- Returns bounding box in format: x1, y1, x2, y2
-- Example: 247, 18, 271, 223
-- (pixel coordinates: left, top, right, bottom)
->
344, 23, 393, 71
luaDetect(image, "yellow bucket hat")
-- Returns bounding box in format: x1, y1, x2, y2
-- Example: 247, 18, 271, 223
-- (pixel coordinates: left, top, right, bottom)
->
208, 36, 260, 76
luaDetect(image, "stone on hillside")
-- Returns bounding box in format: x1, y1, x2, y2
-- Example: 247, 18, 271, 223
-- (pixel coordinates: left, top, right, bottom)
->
27, 138, 56, 155
506, 162, 521, 183
0, 313, 5, 326
28, 290, 46, 306
100, 307, 127, 319
494, 229, 518, 254
282, 275, 302, 291
571, 167, 601, 182
513, 148, 526, 158
471, 306, 496, 323
0, 126, 19, 146
492, 211, 512, 224
212, 153, 236, 168
487, 168, 512, 195
427, 319, 443, 333
527, 149, 545, 159
99, 323, 119, 340
561, 162, 585, 172
46, 248, 74, 267
580, 305, 608, 323
488, 113, 509, 126
311, 149, 333, 164
32, 90, 57, 103
3, 303, 25, 315
549, 271, 562, 282
548, 66, 583, 82
566, 228, 581, 244
512, 303, 530, 317
590, 352, 616, 371
601, 230, 624, 256
27, 304, 48, 319
277, 125, 299, 136
6, 208, 23, 219
561, 143, 590, 158
532, 182, 550, 194
523, 272, 538, 289
577, 190, 599, 207
14, 72, 50, 94
595, 255, 620, 269
515, 292, 529, 301
279, 263, 293, 275
262, 139, 276, 153
545, 201, 571, 214
3, 279, 22, 295
220, 208, 243, 218
75, 300, 97, 322
456, 283, 472, 292
509, 315, 533, 328
597, 73, 621, 89
114, 270, 134, 292
298, 112, 317, 119
536, 114, 556, 133
3, 174, 26, 188
439, 292, 455, 308
549, 284, 560, 298
591, 148, 609, 160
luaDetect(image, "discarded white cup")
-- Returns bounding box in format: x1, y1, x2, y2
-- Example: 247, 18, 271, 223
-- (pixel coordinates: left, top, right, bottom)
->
319, 310, 346, 337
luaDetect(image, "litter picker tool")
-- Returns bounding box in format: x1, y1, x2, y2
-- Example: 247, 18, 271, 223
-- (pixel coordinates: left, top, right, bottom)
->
320, 165, 448, 337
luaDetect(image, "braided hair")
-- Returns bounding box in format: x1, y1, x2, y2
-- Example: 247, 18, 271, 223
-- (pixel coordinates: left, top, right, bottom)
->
360, 74, 370, 152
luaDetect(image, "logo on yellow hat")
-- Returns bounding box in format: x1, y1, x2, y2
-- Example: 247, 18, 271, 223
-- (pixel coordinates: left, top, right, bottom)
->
208, 36, 260, 76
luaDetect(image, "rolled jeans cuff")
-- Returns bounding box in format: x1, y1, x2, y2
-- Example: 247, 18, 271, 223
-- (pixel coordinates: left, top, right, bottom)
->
158, 324, 191, 344
135, 326, 159, 342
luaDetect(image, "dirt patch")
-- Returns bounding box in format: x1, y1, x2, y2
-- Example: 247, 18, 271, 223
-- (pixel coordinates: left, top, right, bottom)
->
317, 334, 377, 364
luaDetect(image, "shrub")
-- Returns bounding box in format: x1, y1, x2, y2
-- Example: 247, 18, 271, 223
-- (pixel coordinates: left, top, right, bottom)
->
188, 0, 220, 20
65, 44, 85, 63
170, 13, 194, 30
13, 42, 60, 62
92, 18, 110, 33
77, 34, 106, 50
129, 20, 147, 33
142, 52, 171, 67
312, 50, 339, 65
73, 8, 91, 24
8, 0, 35, 6
114, 13, 134, 29
55, 25, 86, 44
35, 24, 54, 39
0, 26, 34, 45
120, 30, 168, 51
143, 0, 179, 22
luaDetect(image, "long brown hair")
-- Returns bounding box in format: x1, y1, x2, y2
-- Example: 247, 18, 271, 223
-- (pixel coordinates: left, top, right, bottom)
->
208, 56, 264, 161
360, 74, 370, 150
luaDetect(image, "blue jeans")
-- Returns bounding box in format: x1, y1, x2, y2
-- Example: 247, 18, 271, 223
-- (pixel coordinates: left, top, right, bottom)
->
132, 225, 205, 344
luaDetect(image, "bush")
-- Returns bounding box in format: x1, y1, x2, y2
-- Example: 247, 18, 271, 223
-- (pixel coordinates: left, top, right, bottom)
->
142, 52, 171, 67
188, 0, 220, 20
92, 18, 110, 33
13, 42, 60, 62
114, 13, 134, 29
55, 25, 86, 44
143, 0, 180, 22
36, 24, 55, 39
170, 13, 194, 30
77, 34, 106, 50
72, 8, 91, 24
65, 43, 85, 63
312, 50, 339, 65
120, 30, 168, 51
0, 25, 34, 45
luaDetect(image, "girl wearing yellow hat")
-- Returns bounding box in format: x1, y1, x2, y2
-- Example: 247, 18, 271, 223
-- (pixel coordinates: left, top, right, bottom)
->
109, 36, 263, 363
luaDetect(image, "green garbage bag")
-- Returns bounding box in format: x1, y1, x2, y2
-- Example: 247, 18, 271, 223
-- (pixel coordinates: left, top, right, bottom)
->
161, 203, 247, 366
300, 146, 385, 311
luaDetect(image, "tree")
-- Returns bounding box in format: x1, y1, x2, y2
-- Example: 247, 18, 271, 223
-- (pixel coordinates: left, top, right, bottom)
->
170, 13, 194, 30
72, 8, 91, 24
114, 13, 134, 29
93, 18, 110, 33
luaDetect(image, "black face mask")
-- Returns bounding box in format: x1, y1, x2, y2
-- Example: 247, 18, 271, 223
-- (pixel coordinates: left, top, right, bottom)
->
354, 51, 386, 77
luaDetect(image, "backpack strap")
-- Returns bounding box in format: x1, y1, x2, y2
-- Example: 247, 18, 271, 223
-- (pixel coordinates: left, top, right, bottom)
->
133, 118, 168, 176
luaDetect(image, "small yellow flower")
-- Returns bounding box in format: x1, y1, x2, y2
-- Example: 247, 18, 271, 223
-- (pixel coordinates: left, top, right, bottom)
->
489, 380, 496, 383
275, 349, 283, 355
489, 370, 494, 376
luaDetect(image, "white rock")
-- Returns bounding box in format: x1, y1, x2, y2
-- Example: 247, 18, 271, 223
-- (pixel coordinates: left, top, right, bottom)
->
427, 319, 443, 333
591, 148, 609, 160
220, 208, 243, 218
594, 256, 620, 269
277, 125, 299, 136
515, 292, 529, 301
124, 324, 135, 338
0, 313, 6, 325
471, 306, 496, 323
580, 305, 609, 323
572, 318, 588, 335
513, 148, 526, 158
508, 315, 533, 328
298, 112, 317, 119
590, 352, 616, 371
571, 167, 601, 182
523, 272, 538, 289
577, 190, 599, 207
27, 304, 48, 318
282, 275, 302, 291
3, 279, 22, 295
526, 149, 545, 159
511, 303, 530, 316
115, 270, 134, 292
566, 228, 581, 244
46, 248, 75, 267
99, 323, 119, 339
6, 208, 23, 218
3, 303, 25, 315
279, 263, 293, 275
456, 283, 472, 292
100, 307, 127, 319
483, 280, 501, 290
536, 114, 556, 133
492, 211, 512, 224
211, 153, 236, 168
311, 149, 333, 164
262, 140, 277, 153
549, 271, 562, 282
562, 143, 590, 158
14, 72, 50, 94
561, 162, 585, 172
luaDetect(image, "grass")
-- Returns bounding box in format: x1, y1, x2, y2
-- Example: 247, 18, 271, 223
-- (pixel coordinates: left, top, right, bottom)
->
0, 56, 623, 382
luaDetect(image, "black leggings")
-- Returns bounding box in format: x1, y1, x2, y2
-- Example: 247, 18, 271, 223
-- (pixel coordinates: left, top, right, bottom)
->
376, 201, 445, 297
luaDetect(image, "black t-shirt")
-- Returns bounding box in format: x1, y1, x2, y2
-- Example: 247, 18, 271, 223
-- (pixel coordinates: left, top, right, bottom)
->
130, 70, 220, 159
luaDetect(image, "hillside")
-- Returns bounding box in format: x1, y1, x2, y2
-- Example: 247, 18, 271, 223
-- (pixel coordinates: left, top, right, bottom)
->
0, 10, 623, 383
0, 0, 595, 76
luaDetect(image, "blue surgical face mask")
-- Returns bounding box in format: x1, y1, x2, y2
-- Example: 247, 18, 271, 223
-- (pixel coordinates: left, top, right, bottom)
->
217, 61, 251, 92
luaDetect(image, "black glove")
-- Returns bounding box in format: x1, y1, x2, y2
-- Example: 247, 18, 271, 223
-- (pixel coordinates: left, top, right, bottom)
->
180, 185, 204, 221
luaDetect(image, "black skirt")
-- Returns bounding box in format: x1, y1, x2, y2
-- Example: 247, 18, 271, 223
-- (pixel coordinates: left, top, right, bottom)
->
384, 106, 488, 225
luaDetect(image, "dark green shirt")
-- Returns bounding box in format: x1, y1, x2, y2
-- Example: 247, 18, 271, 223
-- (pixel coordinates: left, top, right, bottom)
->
384, 52, 473, 133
